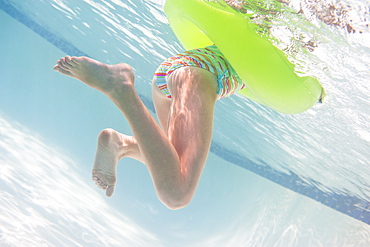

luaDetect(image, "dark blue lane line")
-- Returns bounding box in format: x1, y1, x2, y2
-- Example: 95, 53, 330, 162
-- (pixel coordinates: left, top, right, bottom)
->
0, 0, 155, 112
2, 0, 369, 225
0, 0, 88, 57
211, 142, 370, 224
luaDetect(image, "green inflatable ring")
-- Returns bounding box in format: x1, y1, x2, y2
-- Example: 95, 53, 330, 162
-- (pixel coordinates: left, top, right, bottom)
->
164, 0, 325, 114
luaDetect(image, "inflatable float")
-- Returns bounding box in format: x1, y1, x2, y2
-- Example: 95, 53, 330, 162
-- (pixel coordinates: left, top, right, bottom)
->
164, 0, 325, 114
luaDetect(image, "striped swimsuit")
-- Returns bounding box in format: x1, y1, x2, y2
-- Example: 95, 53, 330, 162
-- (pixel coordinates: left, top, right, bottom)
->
153, 45, 244, 99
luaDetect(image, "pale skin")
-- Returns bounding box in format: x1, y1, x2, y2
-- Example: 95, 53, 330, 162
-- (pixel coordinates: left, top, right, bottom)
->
53, 56, 219, 209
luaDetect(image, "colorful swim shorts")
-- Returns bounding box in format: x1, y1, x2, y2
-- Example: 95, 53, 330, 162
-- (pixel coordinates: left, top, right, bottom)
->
153, 45, 244, 99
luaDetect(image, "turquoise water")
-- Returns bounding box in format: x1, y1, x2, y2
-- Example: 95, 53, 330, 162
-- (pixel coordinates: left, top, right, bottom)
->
1, 0, 370, 246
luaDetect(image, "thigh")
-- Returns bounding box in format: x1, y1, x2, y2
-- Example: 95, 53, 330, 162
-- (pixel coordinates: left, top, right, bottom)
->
165, 67, 218, 190
152, 80, 172, 133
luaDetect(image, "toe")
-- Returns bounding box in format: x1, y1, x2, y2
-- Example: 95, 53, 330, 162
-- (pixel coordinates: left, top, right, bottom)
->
60, 57, 75, 69
92, 175, 111, 191
65, 56, 75, 67
57, 60, 70, 71
70, 56, 82, 65
94, 178, 103, 186
70, 56, 80, 64
54, 65, 72, 76
98, 183, 107, 190
106, 185, 115, 197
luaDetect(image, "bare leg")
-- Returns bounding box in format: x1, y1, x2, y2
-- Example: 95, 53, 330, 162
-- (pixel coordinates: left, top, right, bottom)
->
54, 56, 143, 197
54, 56, 218, 209
92, 128, 144, 197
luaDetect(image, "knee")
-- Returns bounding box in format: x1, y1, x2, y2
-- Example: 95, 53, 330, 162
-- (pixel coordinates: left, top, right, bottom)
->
157, 189, 193, 210
162, 197, 191, 210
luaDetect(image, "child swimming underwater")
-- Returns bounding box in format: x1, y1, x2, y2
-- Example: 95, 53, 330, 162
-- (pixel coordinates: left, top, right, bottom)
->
54, 44, 244, 210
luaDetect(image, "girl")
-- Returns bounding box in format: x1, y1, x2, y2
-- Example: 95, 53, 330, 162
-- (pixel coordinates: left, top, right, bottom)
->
54, 45, 244, 209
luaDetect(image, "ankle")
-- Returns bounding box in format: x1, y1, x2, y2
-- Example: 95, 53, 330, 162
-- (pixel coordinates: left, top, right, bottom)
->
107, 81, 136, 101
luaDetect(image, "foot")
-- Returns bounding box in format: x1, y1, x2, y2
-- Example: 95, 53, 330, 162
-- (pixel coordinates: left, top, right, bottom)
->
53, 56, 134, 97
92, 128, 134, 197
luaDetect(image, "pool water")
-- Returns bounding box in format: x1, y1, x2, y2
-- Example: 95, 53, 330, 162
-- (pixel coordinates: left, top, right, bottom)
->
1, 0, 370, 246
